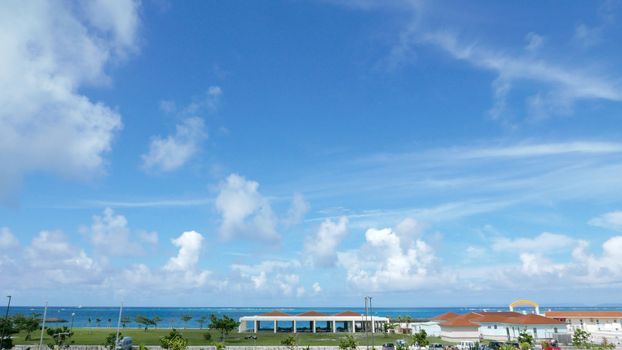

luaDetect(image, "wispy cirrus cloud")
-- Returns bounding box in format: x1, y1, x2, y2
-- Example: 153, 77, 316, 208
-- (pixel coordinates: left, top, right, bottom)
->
277, 140, 622, 228
419, 30, 622, 122
589, 211, 622, 231
335, 1, 622, 124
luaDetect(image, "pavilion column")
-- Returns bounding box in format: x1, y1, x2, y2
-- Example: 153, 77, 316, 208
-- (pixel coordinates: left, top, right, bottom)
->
351, 321, 355, 333
332, 320, 336, 333
274, 320, 277, 333
371, 317, 375, 333
312, 321, 316, 333
254, 320, 258, 333
293, 320, 297, 333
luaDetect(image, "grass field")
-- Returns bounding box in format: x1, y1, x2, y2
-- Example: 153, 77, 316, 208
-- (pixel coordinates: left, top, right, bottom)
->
12, 328, 447, 346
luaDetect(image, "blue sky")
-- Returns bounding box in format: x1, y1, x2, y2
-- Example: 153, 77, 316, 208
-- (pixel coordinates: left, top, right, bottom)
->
2, 0, 622, 307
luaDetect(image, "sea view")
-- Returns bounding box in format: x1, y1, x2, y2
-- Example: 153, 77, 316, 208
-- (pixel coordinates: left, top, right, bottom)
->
7, 306, 622, 329
3, 1, 622, 349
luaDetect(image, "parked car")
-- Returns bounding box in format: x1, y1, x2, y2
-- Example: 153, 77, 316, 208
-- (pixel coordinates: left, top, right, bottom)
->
488, 341, 503, 350
383, 343, 396, 350
116, 336, 132, 350
458, 341, 476, 350
429, 343, 444, 350
541, 339, 560, 350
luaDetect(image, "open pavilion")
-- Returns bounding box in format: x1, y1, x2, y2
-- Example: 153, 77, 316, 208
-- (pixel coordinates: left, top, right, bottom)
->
239, 310, 390, 334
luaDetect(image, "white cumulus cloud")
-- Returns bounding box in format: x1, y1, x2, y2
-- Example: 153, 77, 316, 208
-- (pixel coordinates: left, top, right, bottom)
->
230, 260, 305, 297
142, 117, 207, 172
24, 230, 102, 286
304, 216, 348, 267
164, 231, 204, 272
0, 0, 140, 201
215, 174, 278, 241
337, 222, 446, 291
0, 228, 19, 249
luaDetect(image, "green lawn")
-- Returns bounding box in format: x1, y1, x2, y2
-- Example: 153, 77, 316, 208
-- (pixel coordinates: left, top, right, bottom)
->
12, 328, 447, 346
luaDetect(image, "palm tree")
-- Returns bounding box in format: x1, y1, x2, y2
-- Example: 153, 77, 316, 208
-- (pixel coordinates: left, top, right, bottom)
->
153, 316, 162, 329
196, 316, 208, 329
108, 318, 112, 328
181, 315, 192, 329
96, 318, 102, 328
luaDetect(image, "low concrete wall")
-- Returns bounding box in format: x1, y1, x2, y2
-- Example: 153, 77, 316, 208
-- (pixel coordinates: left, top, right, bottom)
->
12, 346, 378, 350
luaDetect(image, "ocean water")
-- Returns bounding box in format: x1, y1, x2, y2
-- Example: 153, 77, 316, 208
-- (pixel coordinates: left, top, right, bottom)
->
5, 306, 622, 329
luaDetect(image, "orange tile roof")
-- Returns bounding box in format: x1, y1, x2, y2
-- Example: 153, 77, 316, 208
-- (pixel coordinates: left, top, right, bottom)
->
546, 311, 622, 318
437, 312, 563, 327
504, 314, 565, 325
297, 311, 328, 316
480, 312, 522, 317
474, 312, 522, 323
260, 311, 291, 316
334, 311, 362, 317
440, 313, 482, 327
431, 312, 459, 321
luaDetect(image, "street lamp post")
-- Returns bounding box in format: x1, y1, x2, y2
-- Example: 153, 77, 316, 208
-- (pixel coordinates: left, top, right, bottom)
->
70, 313, 76, 331
0, 296, 11, 350
364, 296, 369, 350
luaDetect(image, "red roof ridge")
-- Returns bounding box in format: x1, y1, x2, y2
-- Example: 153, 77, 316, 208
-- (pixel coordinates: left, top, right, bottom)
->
431, 312, 459, 320
440, 313, 482, 327
504, 314, 564, 325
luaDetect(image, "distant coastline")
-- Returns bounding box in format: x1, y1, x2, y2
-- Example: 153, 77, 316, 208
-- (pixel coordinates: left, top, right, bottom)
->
6, 306, 622, 329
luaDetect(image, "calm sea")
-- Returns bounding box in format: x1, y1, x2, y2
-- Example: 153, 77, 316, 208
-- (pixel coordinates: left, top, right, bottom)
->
5, 306, 622, 329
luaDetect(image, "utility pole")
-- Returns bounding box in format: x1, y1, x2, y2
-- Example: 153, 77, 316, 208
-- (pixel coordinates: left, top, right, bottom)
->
115, 303, 123, 350
369, 297, 374, 349
39, 302, 48, 350
364, 296, 369, 350
1, 296, 11, 350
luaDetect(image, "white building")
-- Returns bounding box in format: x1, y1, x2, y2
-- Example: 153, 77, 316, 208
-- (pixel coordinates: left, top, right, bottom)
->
239, 310, 390, 333
545, 311, 622, 333
432, 311, 566, 342
409, 321, 442, 337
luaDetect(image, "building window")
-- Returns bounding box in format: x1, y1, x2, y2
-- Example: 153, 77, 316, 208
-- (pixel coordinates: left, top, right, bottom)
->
494, 325, 497, 330
488, 326, 491, 329
554, 328, 558, 333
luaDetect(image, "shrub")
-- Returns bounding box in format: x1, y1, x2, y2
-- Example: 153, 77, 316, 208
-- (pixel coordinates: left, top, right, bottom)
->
104, 333, 122, 350
46, 326, 74, 349
160, 329, 189, 350
572, 329, 591, 349
281, 335, 297, 350
339, 335, 357, 350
